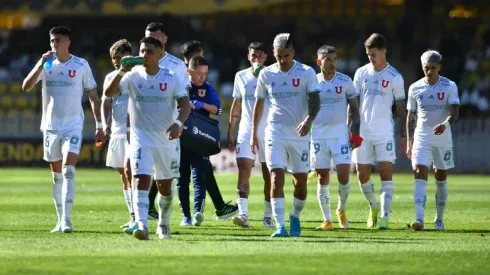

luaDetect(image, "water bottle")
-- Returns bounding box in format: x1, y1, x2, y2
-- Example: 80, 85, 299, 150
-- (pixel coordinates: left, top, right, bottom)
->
43, 51, 56, 70
120, 56, 144, 67
252, 62, 263, 76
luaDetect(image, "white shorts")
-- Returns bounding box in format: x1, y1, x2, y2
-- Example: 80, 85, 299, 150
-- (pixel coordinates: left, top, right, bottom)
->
412, 141, 454, 170
130, 145, 180, 180
352, 136, 396, 164
43, 129, 83, 162
311, 138, 351, 169
106, 137, 129, 168
266, 139, 310, 174
235, 140, 266, 163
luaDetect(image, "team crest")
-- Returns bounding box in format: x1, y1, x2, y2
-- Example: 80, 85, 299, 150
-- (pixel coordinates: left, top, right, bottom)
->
68, 70, 76, 78
381, 80, 390, 88
198, 89, 206, 97
437, 92, 445, 100
335, 86, 342, 94
292, 78, 300, 87
159, 83, 167, 91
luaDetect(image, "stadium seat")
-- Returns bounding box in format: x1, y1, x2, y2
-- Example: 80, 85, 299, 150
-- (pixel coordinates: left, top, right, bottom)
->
15, 96, 29, 110
10, 81, 22, 94
1, 95, 13, 109
20, 109, 36, 135
6, 109, 20, 135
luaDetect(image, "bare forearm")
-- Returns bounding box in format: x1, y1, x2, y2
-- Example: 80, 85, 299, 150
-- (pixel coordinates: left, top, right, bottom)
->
203, 103, 218, 115
104, 71, 123, 97
347, 97, 360, 135
407, 112, 417, 142
307, 91, 320, 122
228, 99, 241, 135
88, 90, 102, 122
177, 97, 191, 123
448, 105, 459, 124
395, 99, 408, 137
22, 61, 43, 92
252, 98, 265, 136
102, 100, 112, 128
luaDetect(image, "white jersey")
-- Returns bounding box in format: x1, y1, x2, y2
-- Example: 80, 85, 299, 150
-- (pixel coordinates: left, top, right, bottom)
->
313, 72, 357, 140
407, 76, 459, 147
353, 63, 405, 138
36, 55, 97, 131
255, 61, 320, 141
233, 68, 269, 143
159, 52, 191, 89
102, 70, 129, 138
119, 67, 187, 147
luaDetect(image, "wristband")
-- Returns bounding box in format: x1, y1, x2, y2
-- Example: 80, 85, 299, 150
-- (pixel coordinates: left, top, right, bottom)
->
96, 121, 103, 129
174, 120, 183, 127
117, 70, 126, 77
442, 119, 450, 128
126, 127, 131, 132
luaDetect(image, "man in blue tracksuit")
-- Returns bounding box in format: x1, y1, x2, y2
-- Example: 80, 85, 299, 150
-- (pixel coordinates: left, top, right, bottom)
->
178, 56, 235, 226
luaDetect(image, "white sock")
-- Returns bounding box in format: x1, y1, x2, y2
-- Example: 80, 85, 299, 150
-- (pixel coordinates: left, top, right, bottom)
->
414, 179, 427, 222
271, 198, 285, 227
360, 180, 378, 209
237, 198, 248, 217
263, 200, 272, 218
291, 197, 306, 218
337, 182, 350, 211
123, 188, 133, 217
52, 172, 63, 223
133, 189, 149, 230
158, 193, 173, 226
435, 180, 448, 222
380, 181, 394, 219
317, 184, 331, 222
61, 165, 76, 223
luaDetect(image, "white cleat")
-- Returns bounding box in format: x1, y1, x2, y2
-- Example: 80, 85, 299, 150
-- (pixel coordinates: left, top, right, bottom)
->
61, 221, 73, 233
232, 215, 249, 228
50, 223, 62, 233
157, 224, 171, 239
192, 212, 204, 226
434, 220, 445, 231
262, 217, 275, 228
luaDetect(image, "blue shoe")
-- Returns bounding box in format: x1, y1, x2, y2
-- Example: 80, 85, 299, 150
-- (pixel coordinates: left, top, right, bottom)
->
123, 222, 138, 234
289, 214, 301, 237
180, 216, 192, 226
271, 225, 289, 238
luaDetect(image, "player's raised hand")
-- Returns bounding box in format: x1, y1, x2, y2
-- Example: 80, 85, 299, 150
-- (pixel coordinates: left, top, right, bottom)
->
296, 118, 312, 136
433, 124, 446, 135
167, 123, 182, 140
227, 134, 235, 151
250, 135, 259, 155
41, 51, 55, 63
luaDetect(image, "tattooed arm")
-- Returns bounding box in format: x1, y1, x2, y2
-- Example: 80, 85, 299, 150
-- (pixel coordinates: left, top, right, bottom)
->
297, 91, 320, 136
395, 99, 408, 152
227, 98, 241, 150
406, 111, 417, 158
101, 97, 112, 139
347, 97, 360, 136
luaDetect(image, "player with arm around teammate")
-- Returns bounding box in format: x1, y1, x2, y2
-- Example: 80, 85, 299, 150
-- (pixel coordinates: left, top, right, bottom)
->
228, 42, 274, 228
251, 33, 321, 237
312, 45, 361, 231
104, 36, 191, 240
22, 26, 102, 233
406, 50, 459, 231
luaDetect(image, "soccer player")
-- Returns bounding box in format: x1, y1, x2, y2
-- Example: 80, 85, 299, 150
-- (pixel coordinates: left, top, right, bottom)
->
145, 22, 190, 220
406, 50, 459, 231
22, 26, 102, 233
352, 33, 407, 229
312, 45, 360, 231
104, 36, 191, 240
181, 40, 204, 64
228, 42, 274, 228
251, 33, 321, 237
101, 39, 133, 228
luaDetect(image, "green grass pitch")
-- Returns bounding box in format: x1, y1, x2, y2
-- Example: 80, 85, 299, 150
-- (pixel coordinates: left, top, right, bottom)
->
1, 168, 489, 274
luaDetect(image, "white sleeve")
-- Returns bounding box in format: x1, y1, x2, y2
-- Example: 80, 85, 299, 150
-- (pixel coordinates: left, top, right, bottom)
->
174, 76, 188, 100
406, 85, 417, 112
178, 62, 191, 90
254, 71, 267, 99
353, 69, 362, 96
232, 73, 242, 99
448, 82, 460, 105
83, 63, 97, 91
345, 78, 358, 99
305, 68, 320, 93
392, 74, 405, 100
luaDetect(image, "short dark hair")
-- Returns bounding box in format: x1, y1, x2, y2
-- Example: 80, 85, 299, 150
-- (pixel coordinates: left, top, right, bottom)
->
317, 45, 336, 57
189, 56, 209, 70
364, 33, 387, 49
110, 39, 132, 57
181, 41, 204, 60
49, 26, 71, 40
248, 42, 266, 53
146, 22, 166, 35
140, 36, 163, 49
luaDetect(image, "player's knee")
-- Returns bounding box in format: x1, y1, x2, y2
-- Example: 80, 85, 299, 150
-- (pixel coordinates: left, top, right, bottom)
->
414, 165, 429, 180
62, 165, 75, 179
316, 169, 330, 185
238, 166, 252, 179
434, 169, 448, 181
337, 173, 350, 185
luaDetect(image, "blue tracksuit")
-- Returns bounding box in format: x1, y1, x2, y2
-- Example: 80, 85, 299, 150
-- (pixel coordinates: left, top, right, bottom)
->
177, 81, 222, 217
